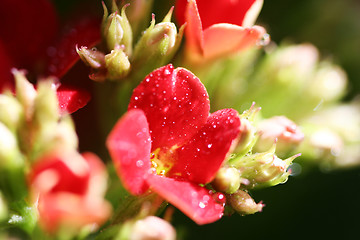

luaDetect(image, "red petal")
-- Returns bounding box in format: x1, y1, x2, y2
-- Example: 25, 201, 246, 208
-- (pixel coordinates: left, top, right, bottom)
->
56, 85, 91, 114
129, 65, 210, 151
146, 174, 224, 225
46, 17, 101, 78
29, 152, 90, 196
203, 24, 266, 59
169, 109, 241, 184
106, 109, 151, 195
0, 0, 58, 68
182, 0, 204, 58
176, 0, 257, 29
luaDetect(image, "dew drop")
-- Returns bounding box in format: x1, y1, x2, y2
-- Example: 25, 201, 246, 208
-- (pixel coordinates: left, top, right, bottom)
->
207, 144, 212, 148
199, 202, 206, 209
164, 69, 171, 75
136, 160, 144, 167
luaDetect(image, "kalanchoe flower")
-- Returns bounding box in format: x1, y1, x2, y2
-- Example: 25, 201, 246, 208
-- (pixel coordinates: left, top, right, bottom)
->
105, 46, 131, 80
28, 151, 111, 234
175, 0, 266, 63
107, 64, 241, 224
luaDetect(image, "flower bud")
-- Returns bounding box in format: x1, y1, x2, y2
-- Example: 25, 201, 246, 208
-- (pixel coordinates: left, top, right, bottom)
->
0, 94, 23, 132
308, 64, 347, 103
105, 46, 131, 81
76, 46, 106, 69
132, 9, 184, 78
228, 190, 264, 215
33, 79, 59, 127
0, 122, 23, 169
119, 216, 176, 240
12, 69, 37, 120
254, 116, 304, 156
232, 144, 300, 188
233, 104, 260, 157
102, 4, 132, 54
212, 167, 241, 194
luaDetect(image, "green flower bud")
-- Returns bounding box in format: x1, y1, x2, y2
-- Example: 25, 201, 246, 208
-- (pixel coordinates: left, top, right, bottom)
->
0, 122, 23, 169
232, 104, 260, 157
13, 69, 37, 120
212, 167, 241, 194
76, 46, 106, 69
228, 190, 264, 215
132, 8, 184, 78
232, 144, 300, 188
105, 46, 131, 80
0, 94, 24, 132
102, 3, 133, 55
33, 79, 59, 127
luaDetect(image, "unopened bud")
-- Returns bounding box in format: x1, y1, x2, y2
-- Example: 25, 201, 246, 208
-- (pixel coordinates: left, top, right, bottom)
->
12, 69, 37, 120
76, 46, 106, 69
212, 167, 241, 194
105, 46, 131, 80
132, 8, 184, 77
119, 216, 176, 240
33, 79, 59, 127
0, 94, 23, 132
233, 144, 300, 188
233, 104, 260, 157
309, 64, 347, 103
0, 122, 23, 169
255, 116, 304, 156
228, 190, 264, 215
102, 4, 132, 54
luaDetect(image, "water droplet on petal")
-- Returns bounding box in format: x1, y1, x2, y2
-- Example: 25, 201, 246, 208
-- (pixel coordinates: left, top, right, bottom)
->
136, 160, 144, 167
207, 144, 212, 148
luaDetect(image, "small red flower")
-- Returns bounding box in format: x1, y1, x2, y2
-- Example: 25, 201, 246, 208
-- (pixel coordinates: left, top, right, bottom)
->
107, 64, 241, 224
28, 151, 111, 233
175, 0, 266, 62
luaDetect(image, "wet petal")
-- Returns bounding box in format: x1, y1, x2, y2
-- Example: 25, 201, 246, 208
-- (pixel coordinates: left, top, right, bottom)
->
56, 85, 91, 114
203, 24, 266, 60
106, 109, 151, 195
169, 109, 241, 184
46, 17, 101, 78
146, 174, 224, 225
129, 64, 210, 150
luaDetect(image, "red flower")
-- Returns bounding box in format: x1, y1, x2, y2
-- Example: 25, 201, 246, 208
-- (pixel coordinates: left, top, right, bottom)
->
28, 151, 111, 233
107, 64, 241, 224
0, 0, 100, 113
175, 0, 266, 62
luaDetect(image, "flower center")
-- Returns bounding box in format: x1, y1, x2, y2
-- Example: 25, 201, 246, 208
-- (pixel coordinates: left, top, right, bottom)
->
150, 147, 177, 176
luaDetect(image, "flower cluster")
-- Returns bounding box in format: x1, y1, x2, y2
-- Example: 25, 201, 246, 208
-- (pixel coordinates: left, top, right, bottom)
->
0, 0, 358, 239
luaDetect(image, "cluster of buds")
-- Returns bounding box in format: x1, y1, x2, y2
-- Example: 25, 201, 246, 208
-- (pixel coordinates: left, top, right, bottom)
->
0, 71, 110, 236
209, 105, 302, 215
77, 1, 184, 83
